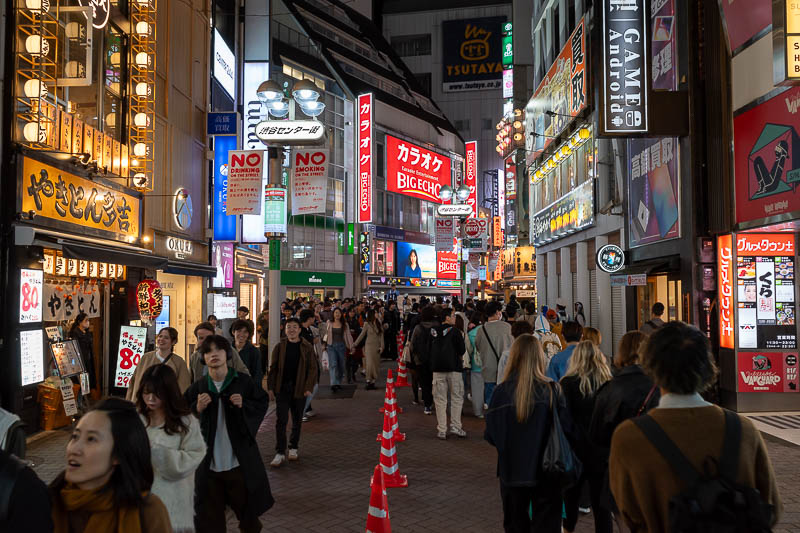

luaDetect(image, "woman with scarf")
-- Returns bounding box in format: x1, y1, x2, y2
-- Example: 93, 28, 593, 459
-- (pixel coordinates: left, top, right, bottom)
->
127, 327, 191, 400
49, 397, 172, 532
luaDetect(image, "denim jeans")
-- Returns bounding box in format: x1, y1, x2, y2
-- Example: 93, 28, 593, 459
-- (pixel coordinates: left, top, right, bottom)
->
304, 383, 319, 413
328, 342, 346, 386
484, 381, 497, 406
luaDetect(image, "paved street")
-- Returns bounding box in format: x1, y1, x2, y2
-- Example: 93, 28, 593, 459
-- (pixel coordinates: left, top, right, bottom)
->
26, 361, 800, 532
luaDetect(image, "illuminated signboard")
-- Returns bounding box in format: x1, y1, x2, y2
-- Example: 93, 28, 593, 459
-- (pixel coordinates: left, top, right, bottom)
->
531, 179, 595, 246
464, 141, 478, 216
386, 135, 452, 204
213, 29, 236, 98
717, 234, 734, 349
358, 94, 373, 223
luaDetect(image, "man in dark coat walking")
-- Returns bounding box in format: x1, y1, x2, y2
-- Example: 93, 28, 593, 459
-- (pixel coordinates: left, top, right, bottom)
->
185, 335, 273, 533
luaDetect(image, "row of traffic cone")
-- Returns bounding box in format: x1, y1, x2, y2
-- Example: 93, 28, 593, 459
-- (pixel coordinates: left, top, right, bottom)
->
366, 369, 409, 532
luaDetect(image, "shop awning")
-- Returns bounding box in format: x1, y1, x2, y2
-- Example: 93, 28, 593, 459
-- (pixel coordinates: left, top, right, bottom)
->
62, 241, 168, 270
163, 261, 217, 278
613, 257, 679, 277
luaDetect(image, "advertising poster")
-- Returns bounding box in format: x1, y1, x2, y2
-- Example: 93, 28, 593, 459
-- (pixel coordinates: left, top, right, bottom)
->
652, 0, 677, 91
441, 17, 506, 92
19, 269, 43, 323
524, 18, 586, 162
213, 135, 238, 240
264, 185, 287, 234
291, 148, 329, 215
531, 178, 594, 246
396, 242, 436, 278
357, 93, 373, 223
213, 296, 238, 319
734, 85, 800, 225
20, 329, 44, 386
718, 0, 771, 53
212, 243, 234, 289
437, 238, 460, 280
736, 234, 796, 349
628, 137, 680, 247
386, 135, 451, 204
113, 326, 147, 388
435, 218, 455, 251
738, 352, 799, 392
226, 150, 265, 215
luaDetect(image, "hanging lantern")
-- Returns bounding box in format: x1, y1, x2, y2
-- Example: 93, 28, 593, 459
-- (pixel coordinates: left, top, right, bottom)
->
136, 279, 162, 321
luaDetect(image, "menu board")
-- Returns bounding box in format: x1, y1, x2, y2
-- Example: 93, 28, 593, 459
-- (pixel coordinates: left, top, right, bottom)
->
50, 340, 85, 377
737, 252, 796, 349
20, 329, 45, 386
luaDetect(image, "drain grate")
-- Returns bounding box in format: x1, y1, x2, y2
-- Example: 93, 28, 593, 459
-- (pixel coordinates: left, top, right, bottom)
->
751, 415, 800, 430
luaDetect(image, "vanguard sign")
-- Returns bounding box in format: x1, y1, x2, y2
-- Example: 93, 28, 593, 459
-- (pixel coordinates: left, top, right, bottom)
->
386, 135, 451, 204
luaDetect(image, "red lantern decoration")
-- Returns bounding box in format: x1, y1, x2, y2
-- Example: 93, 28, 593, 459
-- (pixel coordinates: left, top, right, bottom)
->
136, 280, 163, 322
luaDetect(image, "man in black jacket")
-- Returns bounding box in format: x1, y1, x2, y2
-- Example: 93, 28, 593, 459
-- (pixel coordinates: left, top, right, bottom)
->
185, 335, 273, 533
430, 307, 467, 440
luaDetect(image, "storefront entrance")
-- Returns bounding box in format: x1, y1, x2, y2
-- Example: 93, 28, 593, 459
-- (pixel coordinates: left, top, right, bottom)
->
636, 274, 683, 327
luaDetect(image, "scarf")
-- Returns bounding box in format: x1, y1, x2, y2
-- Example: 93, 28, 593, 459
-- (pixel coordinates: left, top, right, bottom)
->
54, 483, 142, 533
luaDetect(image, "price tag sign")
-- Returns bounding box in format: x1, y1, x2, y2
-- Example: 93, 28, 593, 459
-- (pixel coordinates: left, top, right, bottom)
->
60, 379, 78, 416
114, 326, 147, 388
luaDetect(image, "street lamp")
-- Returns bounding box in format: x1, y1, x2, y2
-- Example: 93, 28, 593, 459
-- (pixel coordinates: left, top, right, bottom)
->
438, 185, 454, 202
455, 184, 470, 202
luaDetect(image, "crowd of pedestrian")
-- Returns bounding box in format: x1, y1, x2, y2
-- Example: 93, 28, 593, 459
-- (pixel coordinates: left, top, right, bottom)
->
0, 294, 785, 533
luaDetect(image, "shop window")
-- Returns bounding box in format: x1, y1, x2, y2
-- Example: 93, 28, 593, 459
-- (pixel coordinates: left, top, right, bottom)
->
390, 34, 431, 57
377, 143, 385, 178
576, 143, 587, 184
414, 72, 431, 96
386, 193, 395, 227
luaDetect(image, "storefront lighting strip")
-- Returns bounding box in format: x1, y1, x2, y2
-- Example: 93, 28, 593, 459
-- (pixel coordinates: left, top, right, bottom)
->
23, 226, 153, 254
531, 127, 592, 184
129, 1, 156, 191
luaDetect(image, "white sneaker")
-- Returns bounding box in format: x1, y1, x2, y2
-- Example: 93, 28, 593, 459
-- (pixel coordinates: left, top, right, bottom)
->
288, 449, 299, 461
270, 454, 286, 467
437, 431, 447, 440
450, 428, 467, 438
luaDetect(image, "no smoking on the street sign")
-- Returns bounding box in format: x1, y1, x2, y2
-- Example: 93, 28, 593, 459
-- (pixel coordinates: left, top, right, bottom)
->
463, 218, 489, 238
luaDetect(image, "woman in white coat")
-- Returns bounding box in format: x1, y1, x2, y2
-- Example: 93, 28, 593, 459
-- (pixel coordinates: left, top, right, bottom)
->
354, 309, 384, 390
136, 364, 207, 533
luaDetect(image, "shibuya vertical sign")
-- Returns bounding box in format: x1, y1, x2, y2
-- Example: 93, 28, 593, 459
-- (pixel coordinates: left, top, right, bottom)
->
465, 141, 478, 217
358, 94, 373, 223
601, 0, 649, 134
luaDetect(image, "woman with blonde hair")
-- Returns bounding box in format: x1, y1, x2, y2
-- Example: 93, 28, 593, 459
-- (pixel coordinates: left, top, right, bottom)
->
560, 341, 613, 533
581, 326, 602, 346
485, 334, 576, 532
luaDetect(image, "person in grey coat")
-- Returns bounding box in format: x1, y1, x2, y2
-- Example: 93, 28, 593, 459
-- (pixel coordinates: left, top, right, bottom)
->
473, 301, 514, 405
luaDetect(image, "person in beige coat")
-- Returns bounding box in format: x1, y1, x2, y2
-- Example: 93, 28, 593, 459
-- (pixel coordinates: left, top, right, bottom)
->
354, 309, 384, 390
127, 327, 192, 400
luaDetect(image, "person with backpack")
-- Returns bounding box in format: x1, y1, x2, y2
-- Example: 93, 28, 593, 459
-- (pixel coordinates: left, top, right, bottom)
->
485, 334, 577, 532
430, 307, 468, 439
474, 301, 514, 406
639, 302, 665, 336
609, 321, 781, 532
534, 314, 564, 365
409, 305, 440, 413
516, 302, 537, 328
467, 312, 487, 418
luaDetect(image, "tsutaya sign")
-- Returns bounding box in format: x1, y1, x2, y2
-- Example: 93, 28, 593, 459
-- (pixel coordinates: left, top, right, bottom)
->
255, 120, 326, 145
357, 94, 373, 223
600, 0, 649, 134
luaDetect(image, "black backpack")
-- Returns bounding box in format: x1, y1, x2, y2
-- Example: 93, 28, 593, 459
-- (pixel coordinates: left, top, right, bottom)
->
412, 324, 435, 366
633, 411, 774, 533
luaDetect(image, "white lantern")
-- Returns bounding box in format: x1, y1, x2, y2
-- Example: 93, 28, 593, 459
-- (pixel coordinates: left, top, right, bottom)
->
105, 113, 116, 127
135, 22, 150, 35
133, 143, 147, 157
64, 61, 85, 78
135, 83, 150, 96
133, 173, 148, 188
23, 122, 45, 143
25, 35, 49, 56
65, 22, 84, 39
23, 79, 48, 99
133, 113, 149, 127
135, 52, 150, 67
25, 0, 50, 13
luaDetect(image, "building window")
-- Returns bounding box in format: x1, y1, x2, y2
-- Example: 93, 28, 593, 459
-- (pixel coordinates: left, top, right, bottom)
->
390, 34, 432, 57
414, 72, 432, 96
482, 118, 493, 131
454, 119, 471, 132
377, 142, 385, 178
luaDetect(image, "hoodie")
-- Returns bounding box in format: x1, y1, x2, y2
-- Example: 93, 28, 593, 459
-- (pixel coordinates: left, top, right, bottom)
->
429, 324, 467, 373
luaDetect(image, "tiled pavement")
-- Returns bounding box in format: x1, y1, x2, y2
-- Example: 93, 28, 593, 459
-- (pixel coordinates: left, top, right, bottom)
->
26, 361, 800, 532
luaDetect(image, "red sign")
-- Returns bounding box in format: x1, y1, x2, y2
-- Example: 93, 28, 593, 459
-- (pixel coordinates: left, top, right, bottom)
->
386, 135, 451, 203
357, 94, 373, 223
734, 85, 800, 225
719, 0, 771, 52
504, 156, 517, 199
437, 238, 459, 279
736, 234, 795, 257
463, 217, 488, 238
465, 141, 478, 217
718, 234, 734, 349
737, 352, 799, 392
136, 280, 163, 321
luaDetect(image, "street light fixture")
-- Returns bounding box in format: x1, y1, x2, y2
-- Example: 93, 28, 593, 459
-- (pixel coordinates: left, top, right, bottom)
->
256, 80, 283, 104
438, 185, 454, 202
455, 184, 471, 202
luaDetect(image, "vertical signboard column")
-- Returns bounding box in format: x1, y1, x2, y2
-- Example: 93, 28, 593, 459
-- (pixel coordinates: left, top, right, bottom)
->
357, 94, 373, 224
717, 234, 734, 349
465, 141, 478, 217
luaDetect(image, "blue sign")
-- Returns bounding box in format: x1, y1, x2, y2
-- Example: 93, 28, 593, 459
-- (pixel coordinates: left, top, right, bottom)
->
213, 135, 238, 241
374, 225, 405, 241
155, 295, 170, 332
207, 112, 238, 136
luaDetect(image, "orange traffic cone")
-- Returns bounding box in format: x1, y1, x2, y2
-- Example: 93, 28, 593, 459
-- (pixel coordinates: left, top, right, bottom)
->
366, 464, 392, 533
375, 410, 408, 488
395, 332, 404, 361
379, 370, 403, 414
377, 388, 406, 443
395, 360, 411, 387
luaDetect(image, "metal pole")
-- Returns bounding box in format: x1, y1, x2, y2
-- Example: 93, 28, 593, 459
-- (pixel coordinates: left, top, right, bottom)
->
267, 147, 282, 358
460, 221, 466, 303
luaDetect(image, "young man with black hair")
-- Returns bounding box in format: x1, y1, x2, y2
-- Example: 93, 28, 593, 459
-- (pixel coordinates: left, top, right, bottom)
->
267, 318, 318, 466
185, 335, 272, 533
640, 302, 666, 335
430, 307, 467, 439
231, 319, 263, 386
546, 321, 584, 381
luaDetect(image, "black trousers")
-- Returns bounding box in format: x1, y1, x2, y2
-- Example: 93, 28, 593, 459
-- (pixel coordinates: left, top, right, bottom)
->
418, 365, 434, 408
196, 467, 261, 533
275, 390, 305, 453
563, 471, 612, 533
500, 483, 562, 533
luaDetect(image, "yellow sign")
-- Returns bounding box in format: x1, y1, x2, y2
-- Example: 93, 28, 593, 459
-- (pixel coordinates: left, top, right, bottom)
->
789, 36, 800, 78
788, 0, 800, 34
21, 157, 140, 239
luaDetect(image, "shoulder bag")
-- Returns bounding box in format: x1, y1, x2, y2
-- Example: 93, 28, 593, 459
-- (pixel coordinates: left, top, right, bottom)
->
541, 382, 583, 491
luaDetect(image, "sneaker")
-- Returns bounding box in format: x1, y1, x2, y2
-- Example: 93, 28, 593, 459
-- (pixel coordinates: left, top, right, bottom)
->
450, 428, 467, 438
578, 506, 591, 514
304, 409, 315, 418
411, 400, 420, 405
476, 414, 485, 419
437, 431, 447, 440
483, 403, 489, 410
424, 407, 432, 415
467, 392, 472, 401
302, 416, 309, 422
270, 454, 286, 467
288, 449, 299, 461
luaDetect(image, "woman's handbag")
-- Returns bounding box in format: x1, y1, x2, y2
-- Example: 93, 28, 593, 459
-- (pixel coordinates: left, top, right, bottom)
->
541, 382, 583, 491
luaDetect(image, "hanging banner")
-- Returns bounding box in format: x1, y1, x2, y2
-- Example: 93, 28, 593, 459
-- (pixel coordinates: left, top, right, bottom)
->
652, 0, 677, 91
600, 0, 648, 134
441, 17, 506, 92
357, 93, 373, 223
291, 148, 329, 215
114, 326, 147, 388
213, 135, 238, 240
738, 352, 799, 392
435, 218, 455, 251
386, 135, 452, 204
20, 269, 43, 323
463, 217, 489, 238
212, 242, 234, 289
628, 137, 680, 247
44, 282, 100, 322
465, 141, 478, 216
226, 150, 265, 215
437, 239, 460, 280
493, 216, 504, 247
264, 185, 287, 234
